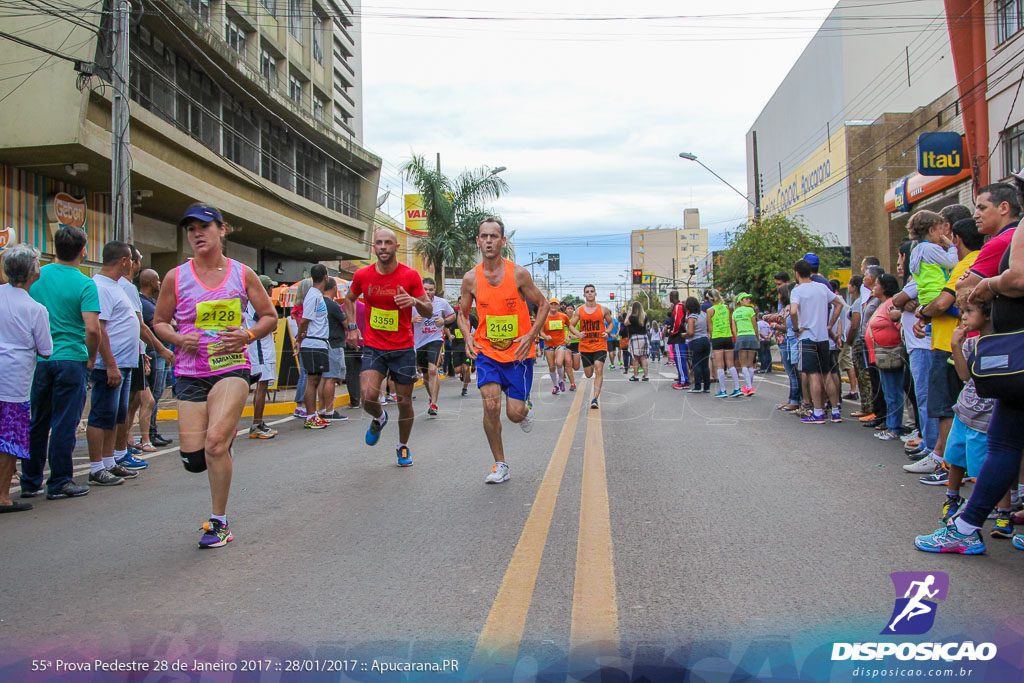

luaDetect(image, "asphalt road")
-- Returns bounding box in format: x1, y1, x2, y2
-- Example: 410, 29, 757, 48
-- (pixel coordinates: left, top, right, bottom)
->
2, 362, 1021, 681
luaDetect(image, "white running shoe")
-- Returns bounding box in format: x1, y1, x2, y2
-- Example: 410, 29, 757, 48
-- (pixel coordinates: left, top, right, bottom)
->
899, 429, 920, 443
485, 461, 510, 484
904, 455, 937, 473
520, 408, 534, 433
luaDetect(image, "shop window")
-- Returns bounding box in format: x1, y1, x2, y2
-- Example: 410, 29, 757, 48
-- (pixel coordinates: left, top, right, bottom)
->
1003, 121, 1024, 178
997, 0, 1023, 44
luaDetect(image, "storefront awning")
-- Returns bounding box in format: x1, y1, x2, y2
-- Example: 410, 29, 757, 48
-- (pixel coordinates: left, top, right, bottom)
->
884, 168, 972, 214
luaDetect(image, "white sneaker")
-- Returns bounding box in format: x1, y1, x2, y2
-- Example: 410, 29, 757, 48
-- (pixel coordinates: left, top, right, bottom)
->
519, 408, 534, 434
904, 455, 937, 473
899, 429, 920, 443
485, 461, 510, 484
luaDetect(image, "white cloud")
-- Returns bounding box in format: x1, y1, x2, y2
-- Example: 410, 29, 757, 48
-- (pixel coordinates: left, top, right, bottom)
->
362, 1, 832, 285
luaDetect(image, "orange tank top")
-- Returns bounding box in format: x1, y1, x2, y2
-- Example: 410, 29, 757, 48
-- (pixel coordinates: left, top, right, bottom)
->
543, 312, 570, 347
474, 259, 535, 363
578, 304, 607, 353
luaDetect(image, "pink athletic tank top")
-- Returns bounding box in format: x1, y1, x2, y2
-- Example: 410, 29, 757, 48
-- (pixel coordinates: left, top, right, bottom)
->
174, 258, 250, 378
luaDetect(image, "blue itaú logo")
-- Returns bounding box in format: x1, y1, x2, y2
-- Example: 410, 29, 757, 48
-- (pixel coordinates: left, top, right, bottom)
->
881, 572, 949, 635
917, 132, 964, 176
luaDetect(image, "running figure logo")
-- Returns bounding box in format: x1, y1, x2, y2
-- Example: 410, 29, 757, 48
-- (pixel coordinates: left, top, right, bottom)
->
881, 571, 949, 635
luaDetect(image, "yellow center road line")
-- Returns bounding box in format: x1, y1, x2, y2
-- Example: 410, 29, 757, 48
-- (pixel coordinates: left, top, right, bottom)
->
569, 383, 620, 661
470, 379, 589, 668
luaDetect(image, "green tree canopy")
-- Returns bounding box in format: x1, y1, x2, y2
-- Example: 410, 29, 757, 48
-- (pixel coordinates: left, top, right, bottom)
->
716, 214, 837, 310
401, 155, 508, 294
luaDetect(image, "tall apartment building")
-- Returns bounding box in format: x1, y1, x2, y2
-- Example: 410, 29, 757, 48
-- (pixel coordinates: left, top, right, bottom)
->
0, 0, 380, 279
629, 209, 708, 302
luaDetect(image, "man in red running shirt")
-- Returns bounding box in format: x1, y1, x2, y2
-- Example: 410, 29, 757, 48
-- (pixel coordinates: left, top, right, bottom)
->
344, 229, 433, 467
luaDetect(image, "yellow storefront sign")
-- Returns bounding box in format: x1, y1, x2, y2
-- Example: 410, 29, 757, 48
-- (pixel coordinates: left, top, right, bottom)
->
405, 194, 429, 235
759, 127, 847, 218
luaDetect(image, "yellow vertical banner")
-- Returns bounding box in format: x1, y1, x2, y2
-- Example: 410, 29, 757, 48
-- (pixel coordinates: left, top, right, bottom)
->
404, 194, 428, 235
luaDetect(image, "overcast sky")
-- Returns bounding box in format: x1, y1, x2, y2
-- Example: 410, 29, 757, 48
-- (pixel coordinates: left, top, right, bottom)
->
360, 1, 835, 297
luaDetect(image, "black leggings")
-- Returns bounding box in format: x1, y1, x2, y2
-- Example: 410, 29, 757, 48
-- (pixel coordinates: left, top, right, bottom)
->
689, 337, 711, 391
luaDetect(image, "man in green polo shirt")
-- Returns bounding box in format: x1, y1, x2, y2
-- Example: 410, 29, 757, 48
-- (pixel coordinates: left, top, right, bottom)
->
19, 226, 101, 500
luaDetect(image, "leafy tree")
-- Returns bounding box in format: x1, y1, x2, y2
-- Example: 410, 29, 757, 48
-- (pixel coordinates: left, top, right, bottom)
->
716, 214, 837, 310
401, 155, 508, 294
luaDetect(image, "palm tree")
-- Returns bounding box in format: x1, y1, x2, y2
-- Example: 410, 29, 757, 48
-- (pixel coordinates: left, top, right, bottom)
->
401, 154, 508, 294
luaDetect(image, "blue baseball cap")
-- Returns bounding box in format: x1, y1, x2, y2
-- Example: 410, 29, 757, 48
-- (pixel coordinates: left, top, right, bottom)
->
178, 204, 224, 227
802, 252, 820, 268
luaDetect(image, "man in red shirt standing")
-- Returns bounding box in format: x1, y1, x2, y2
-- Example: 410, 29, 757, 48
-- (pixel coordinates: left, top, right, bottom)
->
957, 184, 1019, 293
344, 229, 433, 467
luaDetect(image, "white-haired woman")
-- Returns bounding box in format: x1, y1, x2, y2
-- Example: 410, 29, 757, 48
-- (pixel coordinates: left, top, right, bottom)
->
0, 245, 52, 512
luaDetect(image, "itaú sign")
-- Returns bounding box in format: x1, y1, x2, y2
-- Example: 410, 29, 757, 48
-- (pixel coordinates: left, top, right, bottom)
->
46, 192, 87, 228
917, 132, 965, 176
759, 127, 847, 218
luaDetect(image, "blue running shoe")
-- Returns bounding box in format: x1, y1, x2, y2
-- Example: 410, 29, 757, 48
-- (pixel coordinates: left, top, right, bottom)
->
396, 445, 413, 467
116, 453, 149, 470
127, 445, 142, 456
365, 409, 388, 446
198, 518, 232, 549
1012, 534, 1024, 551
801, 414, 825, 424
941, 494, 965, 523
915, 519, 986, 554
714, 391, 727, 398
729, 389, 743, 397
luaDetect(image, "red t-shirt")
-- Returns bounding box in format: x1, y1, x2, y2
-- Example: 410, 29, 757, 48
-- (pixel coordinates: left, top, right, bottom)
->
349, 263, 426, 350
968, 224, 1017, 280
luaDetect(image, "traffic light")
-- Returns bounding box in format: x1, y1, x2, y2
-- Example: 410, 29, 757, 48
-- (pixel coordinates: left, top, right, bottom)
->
548, 253, 560, 271
609, 292, 615, 300
689, 264, 697, 276
631, 269, 642, 285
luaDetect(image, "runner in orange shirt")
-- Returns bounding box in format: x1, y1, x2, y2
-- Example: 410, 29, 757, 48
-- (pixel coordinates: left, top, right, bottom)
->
542, 299, 574, 395
459, 217, 549, 484
571, 284, 614, 409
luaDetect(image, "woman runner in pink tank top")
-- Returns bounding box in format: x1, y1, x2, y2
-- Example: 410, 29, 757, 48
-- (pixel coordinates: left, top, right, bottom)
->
153, 203, 277, 550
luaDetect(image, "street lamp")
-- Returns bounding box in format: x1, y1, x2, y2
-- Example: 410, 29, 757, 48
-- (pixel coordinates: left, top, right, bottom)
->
679, 152, 760, 219
490, 166, 507, 175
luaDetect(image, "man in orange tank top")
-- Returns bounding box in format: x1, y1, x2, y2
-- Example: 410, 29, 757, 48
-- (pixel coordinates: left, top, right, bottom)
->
570, 284, 613, 409
458, 217, 549, 484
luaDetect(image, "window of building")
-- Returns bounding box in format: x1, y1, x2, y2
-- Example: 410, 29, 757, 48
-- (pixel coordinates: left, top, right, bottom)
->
313, 96, 325, 121
260, 49, 278, 89
261, 0, 276, 15
312, 14, 324, 64
222, 93, 259, 172
189, 0, 210, 23
261, 120, 294, 191
288, 74, 303, 104
225, 18, 247, 57
1003, 122, 1024, 179
326, 159, 359, 218
295, 140, 325, 204
997, 0, 1023, 44
289, 0, 303, 42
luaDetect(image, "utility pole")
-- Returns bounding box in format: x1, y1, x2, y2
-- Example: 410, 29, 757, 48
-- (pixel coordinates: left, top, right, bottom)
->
111, 0, 132, 243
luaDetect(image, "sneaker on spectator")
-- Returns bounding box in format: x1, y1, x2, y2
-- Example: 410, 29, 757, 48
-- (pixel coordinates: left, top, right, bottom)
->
915, 518, 985, 554
20, 487, 44, 498
874, 430, 902, 441
842, 391, 859, 400
1012, 534, 1024, 551
88, 469, 123, 486
991, 511, 1014, 538
900, 429, 920, 443
116, 453, 149, 469
919, 464, 950, 485
941, 494, 965, 523
108, 464, 139, 479
45, 481, 89, 499
320, 411, 348, 422
904, 456, 937, 474
293, 406, 307, 419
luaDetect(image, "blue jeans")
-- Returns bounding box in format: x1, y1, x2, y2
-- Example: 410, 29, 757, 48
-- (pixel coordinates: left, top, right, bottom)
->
908, 348, 938, 450
293, 363, 307, 403
688, 337, 711, 391
878, 367, 905, 432
672, 342, 689, 383
147, 351, 168, 437
782, 337, 801, 404
961, 399, 1024, 528
22, 360, 88, 492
